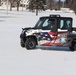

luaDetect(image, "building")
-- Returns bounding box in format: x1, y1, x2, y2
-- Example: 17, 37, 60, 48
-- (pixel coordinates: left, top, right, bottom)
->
0, 0, 29, 7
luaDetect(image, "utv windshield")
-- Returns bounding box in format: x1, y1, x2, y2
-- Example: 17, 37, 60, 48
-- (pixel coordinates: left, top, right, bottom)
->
34, 18, 45, 29
34, 18, 56, 30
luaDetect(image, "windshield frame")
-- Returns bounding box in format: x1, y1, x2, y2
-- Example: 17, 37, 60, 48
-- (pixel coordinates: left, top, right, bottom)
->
34, 18, 45, 29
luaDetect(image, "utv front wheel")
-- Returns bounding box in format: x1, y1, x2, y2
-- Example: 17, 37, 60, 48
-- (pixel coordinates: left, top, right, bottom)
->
25, 38, 36, 50
20, 40, 25, 47
69, 41, 76, 51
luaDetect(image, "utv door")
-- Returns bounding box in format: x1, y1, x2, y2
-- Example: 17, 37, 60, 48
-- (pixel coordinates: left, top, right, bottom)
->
38, 18, 72, 46
57, 18, 72, 46
37, 18, 58, 46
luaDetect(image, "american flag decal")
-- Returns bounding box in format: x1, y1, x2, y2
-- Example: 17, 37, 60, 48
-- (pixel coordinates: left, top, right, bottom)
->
34, 32, 52, 41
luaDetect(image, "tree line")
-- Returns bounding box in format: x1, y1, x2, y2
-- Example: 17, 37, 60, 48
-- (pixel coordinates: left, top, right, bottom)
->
65, 0, 76, 13
27, 0, 76, 15
0, 0, 76, 15
0, 0, 21, 11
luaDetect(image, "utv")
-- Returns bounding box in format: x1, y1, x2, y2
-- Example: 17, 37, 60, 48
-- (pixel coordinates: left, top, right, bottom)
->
20, 15, 76, 51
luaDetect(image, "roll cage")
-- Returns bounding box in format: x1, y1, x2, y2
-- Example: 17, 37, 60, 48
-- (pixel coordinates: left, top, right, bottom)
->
34, 15, 72, 32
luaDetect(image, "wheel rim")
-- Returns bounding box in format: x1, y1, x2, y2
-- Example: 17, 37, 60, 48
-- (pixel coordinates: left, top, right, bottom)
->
28, 41, 35, 48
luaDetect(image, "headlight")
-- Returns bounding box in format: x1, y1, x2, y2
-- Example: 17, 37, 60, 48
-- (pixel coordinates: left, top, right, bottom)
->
26, 30, 32, 33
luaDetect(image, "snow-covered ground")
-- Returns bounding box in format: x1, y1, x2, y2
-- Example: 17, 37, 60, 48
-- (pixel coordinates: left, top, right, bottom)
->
0, 9, 76, 75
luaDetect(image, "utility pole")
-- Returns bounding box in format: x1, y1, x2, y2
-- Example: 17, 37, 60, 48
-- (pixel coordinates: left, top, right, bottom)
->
7, 0, 9, 15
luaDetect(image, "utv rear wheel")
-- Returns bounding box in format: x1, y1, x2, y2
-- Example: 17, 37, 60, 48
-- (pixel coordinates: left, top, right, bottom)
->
25, 38, 36, 50
69, 41, 76, 51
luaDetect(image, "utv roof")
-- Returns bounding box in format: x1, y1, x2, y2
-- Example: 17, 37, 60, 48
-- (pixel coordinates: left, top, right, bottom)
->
40, 15, 73, 19
50, 15, 60, 17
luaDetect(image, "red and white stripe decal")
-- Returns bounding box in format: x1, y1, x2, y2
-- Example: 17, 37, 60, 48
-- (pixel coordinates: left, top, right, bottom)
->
42, 31, 68, 46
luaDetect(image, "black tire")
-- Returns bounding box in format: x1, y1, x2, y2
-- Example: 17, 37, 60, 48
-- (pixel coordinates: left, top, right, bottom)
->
20, 40, 25, 47
25, 38, 36, 50
69, 41, 76, 51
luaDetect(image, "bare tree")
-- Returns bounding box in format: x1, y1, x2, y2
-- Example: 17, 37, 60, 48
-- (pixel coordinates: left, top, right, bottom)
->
9, 0, 21, 11
46, 0, 54, 9
16, 0, 21, 11
9, 0, 14, 11
46, 0, 63, 10
0, 0, 1, 6
65, 0, 76, 14
58, 0, 61, 10
71, 0, 76, 14
65, 0, 72, 8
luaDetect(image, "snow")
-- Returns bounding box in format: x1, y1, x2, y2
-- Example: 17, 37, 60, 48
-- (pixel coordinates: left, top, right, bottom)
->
0, 9, 76, 75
